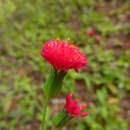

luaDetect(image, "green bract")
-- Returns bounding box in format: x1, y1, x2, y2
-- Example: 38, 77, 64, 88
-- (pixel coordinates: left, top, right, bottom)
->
53, 109, 72, 128
44, 68, 66, 99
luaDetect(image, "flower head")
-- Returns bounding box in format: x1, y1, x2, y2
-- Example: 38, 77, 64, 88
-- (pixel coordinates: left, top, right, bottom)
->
88, 28, 95, 37
65, 92, 88, 117
41, 40, 87, 72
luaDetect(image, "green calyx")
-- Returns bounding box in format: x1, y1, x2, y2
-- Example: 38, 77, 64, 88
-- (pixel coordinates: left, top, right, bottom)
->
53, 109, 73, 128
43, 68, 66, 99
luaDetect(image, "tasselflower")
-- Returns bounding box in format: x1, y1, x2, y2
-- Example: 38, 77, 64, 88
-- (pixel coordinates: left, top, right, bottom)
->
65, 92, 88, 117
41, 40, 87, 72
53, 92, 88, 128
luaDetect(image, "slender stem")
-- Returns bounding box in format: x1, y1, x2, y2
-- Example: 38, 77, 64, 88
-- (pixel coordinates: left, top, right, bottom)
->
40, 97, 49, 130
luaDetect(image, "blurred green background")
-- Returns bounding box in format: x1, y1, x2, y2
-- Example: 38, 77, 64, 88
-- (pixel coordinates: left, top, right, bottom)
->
0, 0, 130, 130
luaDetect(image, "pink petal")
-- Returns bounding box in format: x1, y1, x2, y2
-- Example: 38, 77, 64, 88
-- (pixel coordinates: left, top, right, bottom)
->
80, 103, 87, 111
80, 112, 88, 117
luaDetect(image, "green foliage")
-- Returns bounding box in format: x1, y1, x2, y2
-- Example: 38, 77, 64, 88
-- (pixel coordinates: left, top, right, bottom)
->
0, 0, 129, 130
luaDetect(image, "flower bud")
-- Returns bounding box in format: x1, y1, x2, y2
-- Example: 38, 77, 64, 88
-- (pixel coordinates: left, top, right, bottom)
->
88, 28, 95, 37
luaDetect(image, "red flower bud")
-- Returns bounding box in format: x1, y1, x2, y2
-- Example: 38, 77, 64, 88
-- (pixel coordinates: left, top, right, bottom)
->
88, 28, 95, 37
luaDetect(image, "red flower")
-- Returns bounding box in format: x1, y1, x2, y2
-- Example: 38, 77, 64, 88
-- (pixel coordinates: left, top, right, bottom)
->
65, 92, 88, 117
88, 28, 95, 37
41, 40, 87, 72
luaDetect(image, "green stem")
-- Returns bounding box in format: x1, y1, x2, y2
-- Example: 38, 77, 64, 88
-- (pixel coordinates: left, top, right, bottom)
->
40, 97, 49, 130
